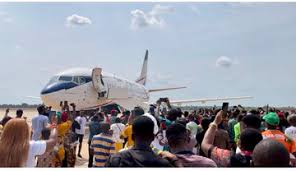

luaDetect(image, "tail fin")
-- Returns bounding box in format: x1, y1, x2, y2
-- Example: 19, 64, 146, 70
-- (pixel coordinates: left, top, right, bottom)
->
135, 50, 148, 85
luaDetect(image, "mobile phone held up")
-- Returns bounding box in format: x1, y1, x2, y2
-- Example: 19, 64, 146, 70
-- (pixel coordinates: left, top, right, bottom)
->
222, 102, 229, 118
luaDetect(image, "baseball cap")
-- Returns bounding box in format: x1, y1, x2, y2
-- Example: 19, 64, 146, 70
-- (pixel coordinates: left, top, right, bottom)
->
263, 112, 280, 126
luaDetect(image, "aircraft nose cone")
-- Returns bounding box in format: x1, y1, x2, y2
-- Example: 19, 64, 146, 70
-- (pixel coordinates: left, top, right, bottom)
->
41, 82, 78, 95
41, 84, 56, 95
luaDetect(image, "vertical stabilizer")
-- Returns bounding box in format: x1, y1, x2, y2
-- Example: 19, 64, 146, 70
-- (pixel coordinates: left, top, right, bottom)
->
135, 50, 148, 85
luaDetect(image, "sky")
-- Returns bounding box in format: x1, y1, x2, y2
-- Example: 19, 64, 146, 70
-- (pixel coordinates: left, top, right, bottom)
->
1, 2, 296, 107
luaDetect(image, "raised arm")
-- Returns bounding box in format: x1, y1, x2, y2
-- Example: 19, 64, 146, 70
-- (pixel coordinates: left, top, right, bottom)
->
201, 110, 223, 157
45, 127, 58, 152
165, 98, 172, 110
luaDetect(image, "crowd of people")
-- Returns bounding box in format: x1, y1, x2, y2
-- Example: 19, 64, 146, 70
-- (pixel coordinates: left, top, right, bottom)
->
0, 98, 296, 167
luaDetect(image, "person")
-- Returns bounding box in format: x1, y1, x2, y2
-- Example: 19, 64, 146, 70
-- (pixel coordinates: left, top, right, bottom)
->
240, 114, 261, 131
110, 110, 118, 124
285, 114, 296, 140
1, 115, 12, 127
105, 116, 174, 167
213, 123, 230, 150
90, 122, 115, 167
121, 107, 144, 148
278, 111, 289, 132
236, 114, 262, 154
143, 112, 162, 150
64, 103, 79, 167
75, 111, 87, 158
0, 118, 57, 167
234, 114, 244, 144
201, 111, 263, 167
186, 114, 199, 138
1, 108, 10, 120
16, 109, 23, 118
120, 111, 130, 125
229, 128, 263, 167
183, 111, 189, 119
228, 109, 239, 146
32, 105, 49, 141
111, 117, 125, 152
88, 115, 101, 167
262, 112, 296, 157
166, 123, 217, 167
252, 139, 290, 167
196, 118, 211, 157
55, 111, 72, 167
37, 128, 56, 167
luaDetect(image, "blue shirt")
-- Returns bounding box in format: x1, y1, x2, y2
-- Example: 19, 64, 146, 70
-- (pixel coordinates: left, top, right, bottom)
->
89, 121, 101, 141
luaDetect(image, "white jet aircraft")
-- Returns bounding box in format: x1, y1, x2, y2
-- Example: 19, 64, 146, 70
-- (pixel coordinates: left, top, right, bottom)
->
40, 50, 253, 111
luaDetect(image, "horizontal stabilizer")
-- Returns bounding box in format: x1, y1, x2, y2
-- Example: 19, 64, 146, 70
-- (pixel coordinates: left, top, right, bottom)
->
170, 96, 253, 105
148, 86, 187, 93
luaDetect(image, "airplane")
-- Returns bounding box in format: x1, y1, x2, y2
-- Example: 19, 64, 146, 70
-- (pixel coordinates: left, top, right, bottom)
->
39, 50, 253, 111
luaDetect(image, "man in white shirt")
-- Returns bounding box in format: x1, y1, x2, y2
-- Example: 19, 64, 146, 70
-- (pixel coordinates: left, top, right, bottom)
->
31, 105, 49, 141
75, 112, 87, 158
110, 117, 126, 152
285, 114, 296, 140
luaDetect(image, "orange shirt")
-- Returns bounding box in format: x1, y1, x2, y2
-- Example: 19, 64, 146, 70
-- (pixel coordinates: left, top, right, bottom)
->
262, 130, 296, 154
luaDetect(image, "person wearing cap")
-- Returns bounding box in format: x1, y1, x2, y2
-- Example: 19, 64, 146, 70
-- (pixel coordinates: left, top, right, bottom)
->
262, 112, 296, 157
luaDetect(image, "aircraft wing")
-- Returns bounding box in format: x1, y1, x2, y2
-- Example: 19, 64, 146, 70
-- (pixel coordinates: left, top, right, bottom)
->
170, 96, 253, 105
26, 96, 41, 99
148, 86, 187, 93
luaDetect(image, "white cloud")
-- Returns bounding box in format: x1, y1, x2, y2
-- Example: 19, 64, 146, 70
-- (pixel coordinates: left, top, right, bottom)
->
66, 14, 92, 27
130, 4, 174, 30
215, 56, 236, 68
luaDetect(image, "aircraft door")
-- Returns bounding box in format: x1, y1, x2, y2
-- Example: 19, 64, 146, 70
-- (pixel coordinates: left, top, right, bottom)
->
92, 68, 107, 99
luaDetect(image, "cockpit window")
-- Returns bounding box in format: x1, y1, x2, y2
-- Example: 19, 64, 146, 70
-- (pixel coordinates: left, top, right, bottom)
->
46, 76, 58, 86
59, 76, 73, 82
73, 76, 92, 85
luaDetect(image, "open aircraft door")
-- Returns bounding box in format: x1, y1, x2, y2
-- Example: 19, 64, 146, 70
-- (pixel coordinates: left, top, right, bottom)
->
92, 68, 107, 99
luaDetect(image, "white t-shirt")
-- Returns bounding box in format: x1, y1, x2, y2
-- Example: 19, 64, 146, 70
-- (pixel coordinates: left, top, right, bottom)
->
143, 113, 161, 150
75, 116, 87, 135
143, 113, 159, 135
26, 140, 47, 167
285, 126, 296, 140
31, 115, 49, 141
111, 123, 125, 143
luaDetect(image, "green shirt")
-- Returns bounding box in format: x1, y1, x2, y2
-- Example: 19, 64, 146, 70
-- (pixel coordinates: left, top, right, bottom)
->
234, 122, 240, 144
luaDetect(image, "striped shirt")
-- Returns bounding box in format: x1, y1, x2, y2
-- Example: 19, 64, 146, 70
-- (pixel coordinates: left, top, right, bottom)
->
91, 134, 115, 167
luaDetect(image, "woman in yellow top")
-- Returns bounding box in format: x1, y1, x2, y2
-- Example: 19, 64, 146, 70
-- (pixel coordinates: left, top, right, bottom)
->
55, 111, 72, 167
